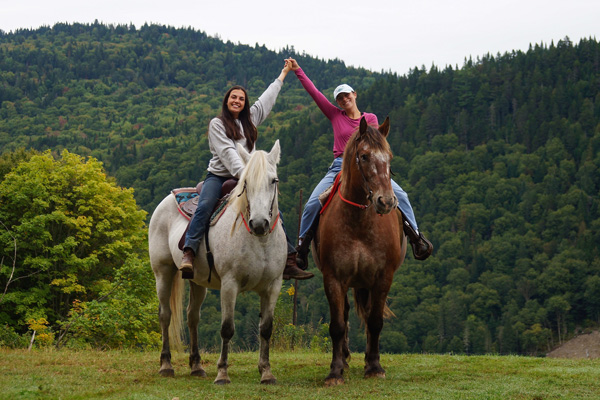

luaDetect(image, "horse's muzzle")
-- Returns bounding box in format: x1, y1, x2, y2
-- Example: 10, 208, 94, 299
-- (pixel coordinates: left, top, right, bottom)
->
249, 218, 270, 236
375, 195, 397, 215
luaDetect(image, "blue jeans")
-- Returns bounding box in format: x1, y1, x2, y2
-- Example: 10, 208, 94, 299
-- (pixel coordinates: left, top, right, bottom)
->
185, 172, 297, 255
184, 172, 229, 254
298, 157, 419, 239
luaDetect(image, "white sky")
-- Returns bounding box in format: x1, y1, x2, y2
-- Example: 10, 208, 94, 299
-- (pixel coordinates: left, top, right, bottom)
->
0, 0, 598, 75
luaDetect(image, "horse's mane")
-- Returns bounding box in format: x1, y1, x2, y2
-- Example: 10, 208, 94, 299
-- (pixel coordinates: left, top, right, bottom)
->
340, 124, 392, 180
228, 150, 271, 229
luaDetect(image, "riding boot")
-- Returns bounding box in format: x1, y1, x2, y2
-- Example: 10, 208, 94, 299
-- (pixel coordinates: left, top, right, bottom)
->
283, 253, 314, 280
295, 230, 313, 271
180, 248, 195, 279
401, 219, 433, 260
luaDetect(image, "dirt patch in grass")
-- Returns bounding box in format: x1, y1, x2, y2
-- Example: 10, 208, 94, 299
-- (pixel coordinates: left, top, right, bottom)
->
546, 330, 600, 359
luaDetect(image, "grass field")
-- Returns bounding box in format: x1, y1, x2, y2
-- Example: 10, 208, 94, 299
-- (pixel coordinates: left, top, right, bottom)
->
1, 349, 598, 399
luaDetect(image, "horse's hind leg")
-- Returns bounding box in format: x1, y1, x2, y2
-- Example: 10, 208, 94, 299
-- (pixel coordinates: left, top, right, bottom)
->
188, 281, 207, 377
258, 283, 282, 385
214, 283, 239, 385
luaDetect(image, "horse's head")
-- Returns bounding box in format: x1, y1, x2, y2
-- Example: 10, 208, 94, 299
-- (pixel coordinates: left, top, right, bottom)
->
341, 117, 397, 215
230, 140, 281, 236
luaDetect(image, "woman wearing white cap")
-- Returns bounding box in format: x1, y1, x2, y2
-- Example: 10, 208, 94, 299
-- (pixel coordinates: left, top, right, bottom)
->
286, 58, 432, 267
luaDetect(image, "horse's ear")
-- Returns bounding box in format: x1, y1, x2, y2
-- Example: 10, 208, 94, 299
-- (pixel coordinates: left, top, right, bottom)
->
358, 116, 368, 138
379, 117, 390, 138
268, 140, 281, 165
237, 143, 251, 165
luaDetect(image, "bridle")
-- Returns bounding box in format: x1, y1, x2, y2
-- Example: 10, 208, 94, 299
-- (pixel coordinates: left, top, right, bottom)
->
338, 142, 394, 214
238, 177, 280, 235
337, 144, 375, 210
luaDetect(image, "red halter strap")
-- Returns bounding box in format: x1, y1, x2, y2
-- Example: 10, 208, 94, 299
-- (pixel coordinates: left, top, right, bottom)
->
240, 211, 280, 234
320, 173, 370, 214
334, 172, 371, 210
338, 189, 369, 210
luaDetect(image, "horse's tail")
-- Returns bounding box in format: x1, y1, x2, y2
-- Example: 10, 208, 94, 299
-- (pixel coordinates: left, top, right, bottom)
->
353, 288, 396, 326
168, 272, 185, 352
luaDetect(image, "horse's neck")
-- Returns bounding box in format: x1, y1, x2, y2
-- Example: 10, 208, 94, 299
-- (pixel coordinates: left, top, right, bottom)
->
340, 172, 370, 206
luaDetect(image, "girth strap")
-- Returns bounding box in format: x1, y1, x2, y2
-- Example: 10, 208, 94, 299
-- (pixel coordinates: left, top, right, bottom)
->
204, 227, 213, 283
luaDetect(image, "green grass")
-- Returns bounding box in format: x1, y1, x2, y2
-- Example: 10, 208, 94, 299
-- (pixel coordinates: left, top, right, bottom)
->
1, 349, 598, 399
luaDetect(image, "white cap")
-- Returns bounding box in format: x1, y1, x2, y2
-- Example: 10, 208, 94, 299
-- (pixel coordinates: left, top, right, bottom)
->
333, 84, 354, 100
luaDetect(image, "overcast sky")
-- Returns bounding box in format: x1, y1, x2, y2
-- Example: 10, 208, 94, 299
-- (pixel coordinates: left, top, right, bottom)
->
0, 0, 598, 75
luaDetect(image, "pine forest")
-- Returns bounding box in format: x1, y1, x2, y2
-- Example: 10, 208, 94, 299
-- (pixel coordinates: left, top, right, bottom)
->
0, 23, 599, 356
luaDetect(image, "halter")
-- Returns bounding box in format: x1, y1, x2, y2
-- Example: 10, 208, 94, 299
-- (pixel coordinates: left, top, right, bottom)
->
337, 146, 376, 210
237, 178, 280, 235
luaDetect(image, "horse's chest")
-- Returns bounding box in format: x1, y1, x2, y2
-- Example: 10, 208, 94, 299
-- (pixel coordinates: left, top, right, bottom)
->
329, 240, 386, 271
321, 229, 398, 283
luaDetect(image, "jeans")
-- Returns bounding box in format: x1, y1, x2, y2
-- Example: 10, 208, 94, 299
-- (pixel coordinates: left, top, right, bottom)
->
184, 172, 229, 254
298, 157, 419, 239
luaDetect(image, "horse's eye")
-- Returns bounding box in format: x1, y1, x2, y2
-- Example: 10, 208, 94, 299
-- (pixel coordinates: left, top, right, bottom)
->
272, 178, 279, 184
361, 154, 368, 162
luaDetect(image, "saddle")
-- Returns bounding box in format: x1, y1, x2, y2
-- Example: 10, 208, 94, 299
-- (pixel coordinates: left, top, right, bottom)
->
175, 178, 238, 251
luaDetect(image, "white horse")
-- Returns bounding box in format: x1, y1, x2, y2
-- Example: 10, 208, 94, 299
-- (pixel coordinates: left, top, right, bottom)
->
148, 140, 287, 385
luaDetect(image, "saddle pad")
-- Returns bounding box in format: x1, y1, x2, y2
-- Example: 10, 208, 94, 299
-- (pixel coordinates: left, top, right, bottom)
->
318, 183, 334, 205
172, 187, 199, 221
319, 173, 342, 215
172, 179, 238, 221
172, 188, 230, 225
174, 179, 238, 251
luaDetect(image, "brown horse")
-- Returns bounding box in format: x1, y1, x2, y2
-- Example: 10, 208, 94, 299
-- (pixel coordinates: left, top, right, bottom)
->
313, 116, 407, 386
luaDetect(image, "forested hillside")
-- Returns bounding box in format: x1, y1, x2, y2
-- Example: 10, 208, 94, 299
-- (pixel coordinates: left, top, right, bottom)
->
0, 23, 598, 355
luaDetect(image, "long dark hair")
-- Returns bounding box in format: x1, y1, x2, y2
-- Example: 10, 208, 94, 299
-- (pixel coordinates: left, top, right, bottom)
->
218, 85, 257, 151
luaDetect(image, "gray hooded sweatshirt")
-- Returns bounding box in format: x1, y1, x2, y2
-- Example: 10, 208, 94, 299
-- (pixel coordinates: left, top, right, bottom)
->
206, 79, 283, 179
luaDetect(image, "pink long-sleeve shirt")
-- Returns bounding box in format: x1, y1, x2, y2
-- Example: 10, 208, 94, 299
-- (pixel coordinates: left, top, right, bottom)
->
294, 68, 379, 158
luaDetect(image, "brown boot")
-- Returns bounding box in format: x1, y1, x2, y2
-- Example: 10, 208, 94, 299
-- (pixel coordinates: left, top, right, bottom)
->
283, 253, 314, 280
180, 248, 195, 279
402, 220, 433, 260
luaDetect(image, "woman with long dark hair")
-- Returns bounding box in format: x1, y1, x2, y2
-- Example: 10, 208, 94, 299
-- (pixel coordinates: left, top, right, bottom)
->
181, 60, 313, 281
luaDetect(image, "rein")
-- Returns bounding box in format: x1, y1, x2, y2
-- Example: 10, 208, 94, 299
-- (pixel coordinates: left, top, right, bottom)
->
338, 185, 370, 210
323, 173, 371, 211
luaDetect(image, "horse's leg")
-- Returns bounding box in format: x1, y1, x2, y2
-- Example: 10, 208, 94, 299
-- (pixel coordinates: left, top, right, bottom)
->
156, 268, 176, 377
324, 278, 348, 386
343, 294, 351, 370
187, 281, 207, 377
363, 287, 387, 379
257, 284, 281, 385
214, 283, 238, 385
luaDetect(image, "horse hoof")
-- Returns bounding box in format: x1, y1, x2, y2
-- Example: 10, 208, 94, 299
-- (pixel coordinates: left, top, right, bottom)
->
191, 369, 207, 378
324, 377, 344, 386
214, 378, 231, 385
159, 369, 174, 377
261, 378, 277, 385
364, 371, 386, 379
